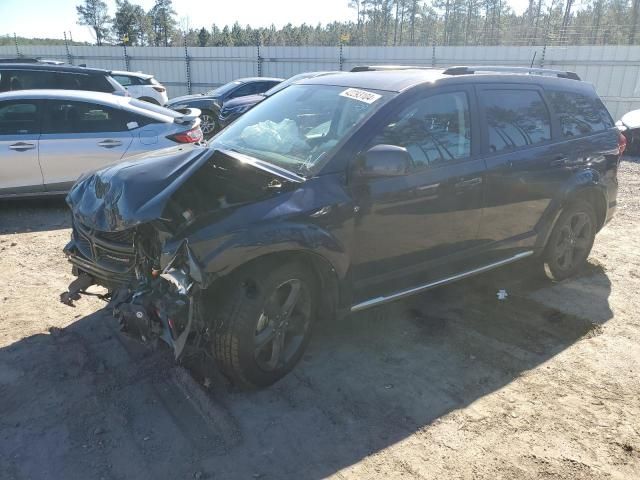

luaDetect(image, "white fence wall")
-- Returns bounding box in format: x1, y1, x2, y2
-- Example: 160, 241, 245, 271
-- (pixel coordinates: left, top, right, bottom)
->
1, 44, 640, 119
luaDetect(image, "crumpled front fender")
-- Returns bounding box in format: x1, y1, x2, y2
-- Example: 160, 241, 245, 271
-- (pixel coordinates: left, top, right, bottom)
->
184, 221, 349, 287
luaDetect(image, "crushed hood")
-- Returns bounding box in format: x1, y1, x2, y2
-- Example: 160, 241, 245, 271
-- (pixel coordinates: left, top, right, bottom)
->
67, 146, 303, 232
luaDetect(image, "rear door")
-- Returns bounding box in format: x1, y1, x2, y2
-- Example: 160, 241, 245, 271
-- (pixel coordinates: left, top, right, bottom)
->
39, 100, 133, 191
0, 99, 43, 195
476, 84, 571, 256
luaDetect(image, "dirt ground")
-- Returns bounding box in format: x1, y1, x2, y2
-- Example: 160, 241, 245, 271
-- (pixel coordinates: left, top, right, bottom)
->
1, 159, 639, 480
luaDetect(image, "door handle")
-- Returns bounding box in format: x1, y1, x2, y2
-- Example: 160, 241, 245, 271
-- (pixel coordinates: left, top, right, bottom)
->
454, 177, 483, 189
97, 139, 123, 148
550, 155, 569, 167
9, 142, 36, 151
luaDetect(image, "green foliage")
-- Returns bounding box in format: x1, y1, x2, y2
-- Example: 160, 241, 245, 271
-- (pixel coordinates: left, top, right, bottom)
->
0, 35, 90, 47
47, 0, 640, 47
148, 0, 177, 46
76, 0, 111, 46
112, 0, 147, 45
197, 27, 211, 47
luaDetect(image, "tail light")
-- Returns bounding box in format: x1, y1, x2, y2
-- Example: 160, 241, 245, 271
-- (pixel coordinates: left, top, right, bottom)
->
153, 86, 166, 93
618, 132, 627, 155
167, 126, 203, 143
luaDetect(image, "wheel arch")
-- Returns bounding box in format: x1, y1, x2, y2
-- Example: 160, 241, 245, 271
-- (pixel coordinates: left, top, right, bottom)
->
538, 178, 607, 251
204, 249, 344, 323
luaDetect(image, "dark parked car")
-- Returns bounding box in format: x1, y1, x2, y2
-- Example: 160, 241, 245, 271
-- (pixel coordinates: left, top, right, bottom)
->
0, 62, 128, 96
61, 66, 624, 388
218, 71, 338, 130
166, 77, 283, 138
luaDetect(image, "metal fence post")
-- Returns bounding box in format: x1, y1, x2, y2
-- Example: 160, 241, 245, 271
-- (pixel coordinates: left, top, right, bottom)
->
257, 44, 262, 77
123, 43, 130, 71
540, 44, 547, 68
13, 33, 20, 57
432, 44, 436, 67
339, 43, 344, 71
184, 35, 192, 94
63, 32, 73, 65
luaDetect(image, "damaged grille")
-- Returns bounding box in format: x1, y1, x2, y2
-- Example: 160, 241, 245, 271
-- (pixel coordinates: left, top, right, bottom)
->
68, 220, 138, 286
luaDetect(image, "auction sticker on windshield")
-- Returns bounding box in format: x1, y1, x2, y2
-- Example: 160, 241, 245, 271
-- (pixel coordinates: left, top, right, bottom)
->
339, 88, 382, 104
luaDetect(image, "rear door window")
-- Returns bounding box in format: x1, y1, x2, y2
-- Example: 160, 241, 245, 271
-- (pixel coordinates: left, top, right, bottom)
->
481, 89, 551, 153
0, 100, 40, 134
547, 90, 614, 137
112, 75, 134, 86
43, 100, 128, 134
0, 69, 53, 91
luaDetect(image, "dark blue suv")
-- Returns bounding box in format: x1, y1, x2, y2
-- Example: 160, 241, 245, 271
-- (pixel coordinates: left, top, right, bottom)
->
62, 66, 624, 387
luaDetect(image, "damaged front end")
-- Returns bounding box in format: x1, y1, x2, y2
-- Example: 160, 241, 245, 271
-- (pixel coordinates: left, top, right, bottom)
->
62, 221, 204, 359
60, 146, 303, 361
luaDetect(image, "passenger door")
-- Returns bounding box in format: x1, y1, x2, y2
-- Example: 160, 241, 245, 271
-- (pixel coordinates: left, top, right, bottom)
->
350, 87, 485, 299
0, 99, 44, 195
39, 100, 133, 191
476, 85, 571, 256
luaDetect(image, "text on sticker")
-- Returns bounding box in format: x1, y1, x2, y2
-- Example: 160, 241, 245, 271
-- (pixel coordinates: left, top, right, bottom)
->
339, 88, 382, 104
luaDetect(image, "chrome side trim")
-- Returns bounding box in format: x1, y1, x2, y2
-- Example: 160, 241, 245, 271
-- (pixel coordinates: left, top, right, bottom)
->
350, 250, 534, 313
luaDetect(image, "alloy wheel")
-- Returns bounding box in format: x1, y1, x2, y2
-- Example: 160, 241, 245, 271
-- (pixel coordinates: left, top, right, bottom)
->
553, 211, 593, 272
200, 113, 216, 136
253, 278, 311, 372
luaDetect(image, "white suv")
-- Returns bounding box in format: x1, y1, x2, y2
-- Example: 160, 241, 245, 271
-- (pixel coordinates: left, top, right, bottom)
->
111, 71, 168, 106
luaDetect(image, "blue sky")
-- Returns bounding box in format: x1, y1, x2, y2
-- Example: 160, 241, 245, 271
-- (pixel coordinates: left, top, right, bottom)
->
1, 0, 529, 42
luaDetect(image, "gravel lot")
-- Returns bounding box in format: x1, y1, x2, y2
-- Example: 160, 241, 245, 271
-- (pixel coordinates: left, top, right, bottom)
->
1, 158, 639, 480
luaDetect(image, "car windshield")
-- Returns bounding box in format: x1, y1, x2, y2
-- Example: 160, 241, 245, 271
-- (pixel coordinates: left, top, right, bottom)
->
206, 81, 242, 96
264, 72, 322, 97
211, 84, 393, 175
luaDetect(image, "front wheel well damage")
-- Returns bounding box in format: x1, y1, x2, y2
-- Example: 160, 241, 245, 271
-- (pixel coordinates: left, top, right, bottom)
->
203, 251, 340, 324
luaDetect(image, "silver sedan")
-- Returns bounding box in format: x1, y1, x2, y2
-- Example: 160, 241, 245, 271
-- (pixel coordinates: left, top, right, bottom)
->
0, 89, 203, 198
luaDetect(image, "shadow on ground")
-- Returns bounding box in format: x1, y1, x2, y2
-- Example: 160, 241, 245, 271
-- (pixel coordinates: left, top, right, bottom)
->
0, 257, 613, 480
0, 198, 69, 234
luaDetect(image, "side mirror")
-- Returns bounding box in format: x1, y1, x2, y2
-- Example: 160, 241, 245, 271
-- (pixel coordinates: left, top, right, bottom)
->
357, 144, 411, 178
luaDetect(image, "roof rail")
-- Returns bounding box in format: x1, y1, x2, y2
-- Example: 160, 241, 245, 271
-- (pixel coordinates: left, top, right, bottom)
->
0, 57, 66, 65
442, 66, 580, 80
0, 57, 41, 63
350, 65, 433, 72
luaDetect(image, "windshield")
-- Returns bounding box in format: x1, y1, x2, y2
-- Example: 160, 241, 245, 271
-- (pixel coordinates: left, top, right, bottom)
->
206, 81, 241, 96
264, 72, 324, 97
211, 84, 392, 175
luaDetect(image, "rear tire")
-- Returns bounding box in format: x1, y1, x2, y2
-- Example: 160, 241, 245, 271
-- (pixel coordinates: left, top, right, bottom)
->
211, 262, 317, 388
544, 200, 597, 281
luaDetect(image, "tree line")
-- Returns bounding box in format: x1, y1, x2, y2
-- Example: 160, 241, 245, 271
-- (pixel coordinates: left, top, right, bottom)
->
74, 0, 640, 47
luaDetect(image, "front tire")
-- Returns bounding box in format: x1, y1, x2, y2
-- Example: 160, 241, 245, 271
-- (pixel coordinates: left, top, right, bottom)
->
212, 262, 317, 388
544, 200, 597, 280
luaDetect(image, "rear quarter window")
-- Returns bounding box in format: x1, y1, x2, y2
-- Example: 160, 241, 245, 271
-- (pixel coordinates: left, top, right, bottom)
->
547, 90, 614, 137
